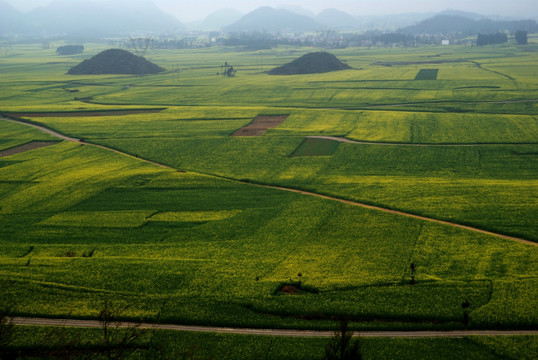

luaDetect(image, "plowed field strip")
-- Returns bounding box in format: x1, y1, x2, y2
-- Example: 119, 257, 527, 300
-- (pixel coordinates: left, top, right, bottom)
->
0, 141, 59, 157
6, 108, 165, 117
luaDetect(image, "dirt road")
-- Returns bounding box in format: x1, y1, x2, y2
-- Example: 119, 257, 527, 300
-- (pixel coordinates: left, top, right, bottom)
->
11, 317, 538, 338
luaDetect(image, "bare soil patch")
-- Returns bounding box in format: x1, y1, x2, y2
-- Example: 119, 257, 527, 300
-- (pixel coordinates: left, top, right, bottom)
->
0, 141, 59, 157
6, 108, 166, 118
279, 285, 299, 294
232, 115, 289, 137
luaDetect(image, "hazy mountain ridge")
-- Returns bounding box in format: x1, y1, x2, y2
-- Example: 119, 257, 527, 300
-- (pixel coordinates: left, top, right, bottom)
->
0, 0, 27, 34
188, 9, 244, 31
1, 1, 536, 37
316, 8, 360, 30
399, 14, 538, 35
2, 0, 183, 37
223, 7, 324, 33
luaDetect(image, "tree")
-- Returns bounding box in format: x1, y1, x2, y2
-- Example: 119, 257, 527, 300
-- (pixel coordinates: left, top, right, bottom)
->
410, 262, 417, 285
461, 300, 471, 326
477, 32, 508, 46
323, 320, 362, 360
0, 308, 15, 351
57, 45, 84, 55
515, 30, 528, 45
98, 299, 147, 360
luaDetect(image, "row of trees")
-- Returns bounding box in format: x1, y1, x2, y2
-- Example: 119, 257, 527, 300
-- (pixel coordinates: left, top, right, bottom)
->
515, 30, 528, 44
56, 45, 84, 55
477, 30, 528, 46
476, 32, 508, 46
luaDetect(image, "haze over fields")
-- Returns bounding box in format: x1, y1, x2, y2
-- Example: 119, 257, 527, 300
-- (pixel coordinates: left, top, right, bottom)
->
5, 0, 538, 22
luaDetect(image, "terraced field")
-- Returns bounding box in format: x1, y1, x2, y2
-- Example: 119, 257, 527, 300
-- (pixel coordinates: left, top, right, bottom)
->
0, 42, 537, 357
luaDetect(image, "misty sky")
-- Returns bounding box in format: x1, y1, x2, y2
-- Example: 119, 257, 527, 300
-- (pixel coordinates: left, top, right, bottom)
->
6, 0, 537, 22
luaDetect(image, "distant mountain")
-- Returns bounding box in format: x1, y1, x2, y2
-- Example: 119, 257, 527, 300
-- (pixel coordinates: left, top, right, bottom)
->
20, 0, 183, 37
437, 9, 483, 20
0, 0, 26, 34
354, 13, 434, 31
399, 15, 538, 35
193, 9, 243, 31
316, 8, 359, 30
223, 7, 324, 33
277, 5, 316, 18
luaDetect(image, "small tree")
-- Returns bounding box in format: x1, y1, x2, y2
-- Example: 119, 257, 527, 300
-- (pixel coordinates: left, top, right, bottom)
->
221, 61, 237, 77
323, 320, 362, 360
461, 300, 471, 326
515, 30, 528, 45
98, 299, 146, 360
410, 262, 417, 285
0, 308, 15, 351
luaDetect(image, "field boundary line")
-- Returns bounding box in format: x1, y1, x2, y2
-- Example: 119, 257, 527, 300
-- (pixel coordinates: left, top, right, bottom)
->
2, 116, 536, 247
10, 317, 538, 338
305, 136, 538, 147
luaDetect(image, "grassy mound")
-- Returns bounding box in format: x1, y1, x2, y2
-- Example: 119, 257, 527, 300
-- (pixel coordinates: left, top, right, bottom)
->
268, 52, 351, 75
67, 49, 165, 75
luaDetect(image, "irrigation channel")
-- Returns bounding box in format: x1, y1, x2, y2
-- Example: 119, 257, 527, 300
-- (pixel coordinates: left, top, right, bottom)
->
2, 115, 536, 248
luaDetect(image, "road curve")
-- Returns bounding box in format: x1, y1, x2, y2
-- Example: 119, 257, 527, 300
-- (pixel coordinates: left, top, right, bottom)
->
10, 317, 538, 338
2, 116, 536, 247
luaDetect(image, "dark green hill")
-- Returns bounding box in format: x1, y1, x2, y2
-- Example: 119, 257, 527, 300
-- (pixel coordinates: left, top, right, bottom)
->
268, 52, 351, 75
399, 15, 538, 35
67, 49, 165, 75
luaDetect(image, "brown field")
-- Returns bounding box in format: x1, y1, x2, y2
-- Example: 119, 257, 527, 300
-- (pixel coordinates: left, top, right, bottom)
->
231, 115, 289, 136
0, 141, 59, 157
5, 108, 166, 117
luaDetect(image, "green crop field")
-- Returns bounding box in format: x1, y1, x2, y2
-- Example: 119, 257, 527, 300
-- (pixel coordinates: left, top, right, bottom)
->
415, 69, 439, 80
291, 138, 341, 157
0, 42, 537, 358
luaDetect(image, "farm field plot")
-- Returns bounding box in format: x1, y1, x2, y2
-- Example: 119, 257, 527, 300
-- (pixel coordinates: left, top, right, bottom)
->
291, 138, 341, 157
34, 108, 536, 241
0, 123, 536, 331
415, 69, 439, 80
0, 43, 537, 356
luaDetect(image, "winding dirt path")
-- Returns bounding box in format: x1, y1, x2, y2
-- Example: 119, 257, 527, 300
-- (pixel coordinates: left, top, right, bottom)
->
10, 317, 538, 338
1, 116, 536, 247
1, 117, 175, 170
